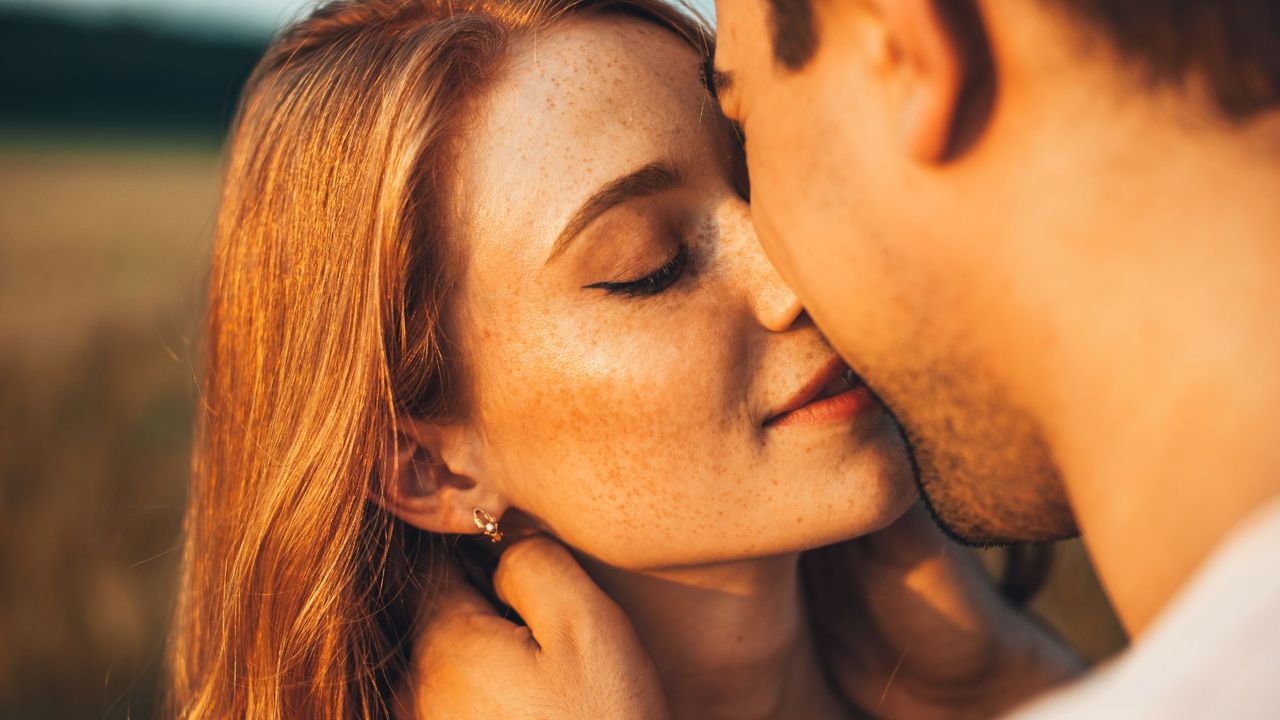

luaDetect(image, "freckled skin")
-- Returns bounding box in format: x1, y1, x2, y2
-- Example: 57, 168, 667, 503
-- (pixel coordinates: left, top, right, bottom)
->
449, 18, 915, 571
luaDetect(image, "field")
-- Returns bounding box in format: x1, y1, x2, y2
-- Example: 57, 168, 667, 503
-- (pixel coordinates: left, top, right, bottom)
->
0, 141, 1126, 718
0, 141, 217, 718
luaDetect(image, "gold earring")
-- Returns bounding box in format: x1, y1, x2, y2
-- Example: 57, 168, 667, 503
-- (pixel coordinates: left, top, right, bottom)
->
473, 507, 503, 542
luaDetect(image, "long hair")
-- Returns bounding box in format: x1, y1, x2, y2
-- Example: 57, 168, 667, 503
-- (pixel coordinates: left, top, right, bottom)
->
170, 2, 709, 718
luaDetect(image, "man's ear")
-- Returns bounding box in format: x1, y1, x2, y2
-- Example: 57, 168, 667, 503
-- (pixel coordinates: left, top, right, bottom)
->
373, 416, 503, 536
861, 0, 972, 162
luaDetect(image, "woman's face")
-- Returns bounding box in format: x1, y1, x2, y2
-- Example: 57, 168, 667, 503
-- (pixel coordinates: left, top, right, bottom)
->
449, 15, 914, 570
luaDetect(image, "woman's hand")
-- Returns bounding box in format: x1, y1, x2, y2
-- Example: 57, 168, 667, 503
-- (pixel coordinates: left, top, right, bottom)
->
402, 537, 669, 720
404, 510, 1080, 720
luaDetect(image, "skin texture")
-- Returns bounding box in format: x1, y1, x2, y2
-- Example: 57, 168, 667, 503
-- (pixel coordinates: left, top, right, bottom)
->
393, 16, 916, 570
711, 0, 1072, 547
712, 0, 1280, 631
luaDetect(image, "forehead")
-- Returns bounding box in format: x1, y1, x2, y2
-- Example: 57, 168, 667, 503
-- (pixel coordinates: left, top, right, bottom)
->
452, 15, 708, 260
711, 0, 769, 65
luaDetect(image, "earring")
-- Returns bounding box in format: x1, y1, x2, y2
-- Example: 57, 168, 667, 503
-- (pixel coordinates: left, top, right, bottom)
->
473, 507, 503, 542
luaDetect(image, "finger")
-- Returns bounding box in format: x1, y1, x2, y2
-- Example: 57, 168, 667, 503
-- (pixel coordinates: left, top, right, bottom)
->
492, 536, 628, 652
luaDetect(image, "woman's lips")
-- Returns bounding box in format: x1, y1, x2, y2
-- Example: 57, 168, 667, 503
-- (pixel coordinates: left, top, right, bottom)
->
766, 384, 876, 428
764, 357, 878, 429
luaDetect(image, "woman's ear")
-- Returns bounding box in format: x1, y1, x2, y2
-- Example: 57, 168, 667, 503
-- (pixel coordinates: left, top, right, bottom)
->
373, 416, 504, 536
861, 0, 971, 163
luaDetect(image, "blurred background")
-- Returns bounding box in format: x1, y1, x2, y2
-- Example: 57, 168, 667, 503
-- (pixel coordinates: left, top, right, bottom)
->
0, 1, 1125, 717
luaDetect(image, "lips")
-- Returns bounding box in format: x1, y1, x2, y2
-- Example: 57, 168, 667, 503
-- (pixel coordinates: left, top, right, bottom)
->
764, 357, 874, 428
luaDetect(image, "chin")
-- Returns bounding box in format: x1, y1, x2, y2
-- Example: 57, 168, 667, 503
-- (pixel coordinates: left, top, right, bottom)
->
821, 479, 918, 547
773, 468, 920, 558
596, 485, 917, 573
920, 476, 1079, 547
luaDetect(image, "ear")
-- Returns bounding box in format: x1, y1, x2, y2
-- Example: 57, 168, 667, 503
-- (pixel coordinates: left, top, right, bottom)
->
862, 0, 970, 163
373, 416, 504, 537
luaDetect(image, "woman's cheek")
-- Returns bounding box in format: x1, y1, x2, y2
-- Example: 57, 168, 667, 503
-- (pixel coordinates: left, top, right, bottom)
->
483, 321, 737, 562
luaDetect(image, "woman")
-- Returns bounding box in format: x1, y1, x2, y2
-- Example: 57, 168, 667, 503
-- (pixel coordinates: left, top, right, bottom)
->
170, 1, 1074, 718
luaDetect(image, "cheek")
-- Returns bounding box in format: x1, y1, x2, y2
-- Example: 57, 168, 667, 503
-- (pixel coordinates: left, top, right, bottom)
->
744, 103, 841, 295
468, 298, 747, 556
748, 144, 848, 340
748, 92, 898, 362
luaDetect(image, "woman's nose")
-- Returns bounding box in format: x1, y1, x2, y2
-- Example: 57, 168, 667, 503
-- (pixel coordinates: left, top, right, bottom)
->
729, 205, 805, 332
753, 267, 805, 332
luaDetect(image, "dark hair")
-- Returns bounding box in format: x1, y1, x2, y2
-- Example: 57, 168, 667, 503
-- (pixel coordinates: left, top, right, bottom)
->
766, 0, 1280, 119
767, 0, 819, 69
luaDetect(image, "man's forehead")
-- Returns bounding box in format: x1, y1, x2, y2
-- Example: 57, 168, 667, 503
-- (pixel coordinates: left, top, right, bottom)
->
712, 0, 773, 70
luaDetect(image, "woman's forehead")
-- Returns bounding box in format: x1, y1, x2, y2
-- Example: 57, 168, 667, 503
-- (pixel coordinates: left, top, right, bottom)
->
452, 16, 706, 260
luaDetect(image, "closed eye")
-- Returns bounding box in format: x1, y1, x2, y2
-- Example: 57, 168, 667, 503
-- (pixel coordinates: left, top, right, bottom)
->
584, 244, 689, 298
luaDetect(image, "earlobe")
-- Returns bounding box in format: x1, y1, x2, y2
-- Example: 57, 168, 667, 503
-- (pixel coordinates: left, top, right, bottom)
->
372, 417, 504, 536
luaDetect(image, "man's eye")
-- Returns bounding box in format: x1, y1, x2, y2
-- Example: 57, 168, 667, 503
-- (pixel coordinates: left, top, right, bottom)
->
700, 54, 719, 102
584, 244, 689, 298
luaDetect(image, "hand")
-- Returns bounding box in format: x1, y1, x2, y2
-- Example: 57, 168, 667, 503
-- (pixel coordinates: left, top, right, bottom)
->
402, 536, 669, 720
806, 503, 1083, 719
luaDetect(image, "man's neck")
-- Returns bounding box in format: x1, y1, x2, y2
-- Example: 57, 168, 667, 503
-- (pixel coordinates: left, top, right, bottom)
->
578, 553, 852, 720
995, 88, 1280, 633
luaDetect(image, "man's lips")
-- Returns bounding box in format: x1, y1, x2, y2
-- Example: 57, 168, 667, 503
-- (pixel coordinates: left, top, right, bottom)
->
764, 356, 864, 426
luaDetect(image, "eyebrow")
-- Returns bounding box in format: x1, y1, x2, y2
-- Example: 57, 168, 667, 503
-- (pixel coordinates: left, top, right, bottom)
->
545, 161, 683, 265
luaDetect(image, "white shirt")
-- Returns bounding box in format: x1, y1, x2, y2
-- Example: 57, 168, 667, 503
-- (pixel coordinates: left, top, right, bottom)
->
1008, 498, 1280, 719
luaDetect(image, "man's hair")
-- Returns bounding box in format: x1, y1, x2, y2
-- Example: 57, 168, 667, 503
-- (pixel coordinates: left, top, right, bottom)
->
766, 0, 1280, 119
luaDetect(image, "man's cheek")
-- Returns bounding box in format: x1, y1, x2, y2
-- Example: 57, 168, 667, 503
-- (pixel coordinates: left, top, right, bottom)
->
758, 148, 815, 270
748, 198, 802, 291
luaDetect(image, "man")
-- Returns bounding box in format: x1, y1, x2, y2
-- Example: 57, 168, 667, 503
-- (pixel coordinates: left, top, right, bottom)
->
408, 1, 1280, 717
704, 0, 1280, 715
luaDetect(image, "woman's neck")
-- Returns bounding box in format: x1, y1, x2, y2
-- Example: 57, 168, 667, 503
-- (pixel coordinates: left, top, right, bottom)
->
579, 553, 854, 720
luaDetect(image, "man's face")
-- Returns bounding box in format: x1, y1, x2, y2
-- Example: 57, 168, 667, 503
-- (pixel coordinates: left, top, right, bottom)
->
712, 0, 1076, 544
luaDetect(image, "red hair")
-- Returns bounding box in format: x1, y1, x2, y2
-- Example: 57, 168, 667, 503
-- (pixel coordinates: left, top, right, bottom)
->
170, 2, 709, 717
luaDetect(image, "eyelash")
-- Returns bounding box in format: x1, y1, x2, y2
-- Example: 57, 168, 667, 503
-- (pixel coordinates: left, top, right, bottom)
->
700, 55, 718, 102
699, 56, 750, 203
584, 244, 689, 298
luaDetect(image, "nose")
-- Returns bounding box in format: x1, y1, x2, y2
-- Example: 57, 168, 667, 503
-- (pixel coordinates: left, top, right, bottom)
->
731, 205, 805, 332
753, 263, 805, 332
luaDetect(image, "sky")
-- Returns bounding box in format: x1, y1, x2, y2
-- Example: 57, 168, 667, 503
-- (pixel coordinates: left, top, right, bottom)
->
0, 0, 714, 36
1, 0, 326, 35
